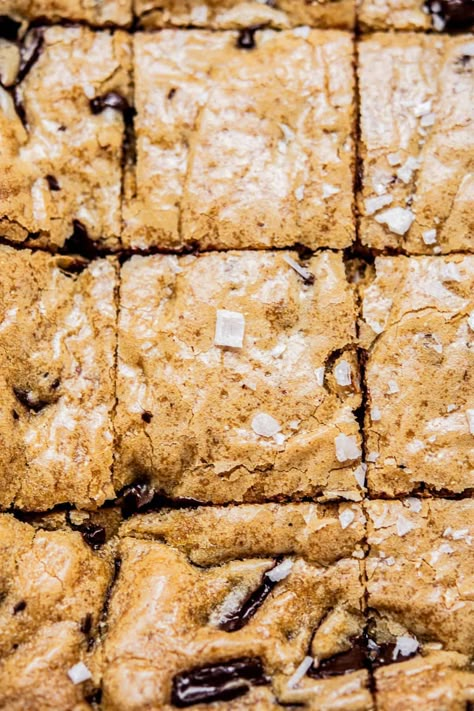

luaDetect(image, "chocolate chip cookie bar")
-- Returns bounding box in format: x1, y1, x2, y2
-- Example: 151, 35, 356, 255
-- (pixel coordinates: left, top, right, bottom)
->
115, 251, 364, 503
360, 255, 474, 497
123, 29, 355, 250
0, 514, 113, 709
135, 0, 356, 30
0, 246, 117, 510
0, 0, 132, 28
358, 33, 474, 254
358, 0, 474, 32
0, 25, 131, 251
98, 503, 371, 710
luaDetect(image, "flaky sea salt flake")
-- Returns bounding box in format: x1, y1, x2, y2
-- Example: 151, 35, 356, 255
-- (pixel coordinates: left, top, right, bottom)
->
393, 636, 419, 659
267, 559, 293, 582
283, 255, 314, 285
422, 229, 437, 245
375, 207, 414, 236
339, 509, 355, 529
334, 360, 352, 386
214, 309, 245, 349
252, 413, 281, 438
68, 662, 92, 685
335, 434, 361, 462
397, 515, 415, 537
365, 194, 393, 215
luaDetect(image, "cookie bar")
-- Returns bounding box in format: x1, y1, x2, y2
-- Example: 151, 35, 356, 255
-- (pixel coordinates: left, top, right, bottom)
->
116, 251, 363, 503
135, 0, 356, 30
358, 34, 474, 254
360, 255, 474, 497
0, 26, 131, 251
0, 0, 132, 27
358, 0, 474, 31
98, 503, 371, 710
0, 246, 117, 510
124, 29, 355, 250
0, 514, 113, 709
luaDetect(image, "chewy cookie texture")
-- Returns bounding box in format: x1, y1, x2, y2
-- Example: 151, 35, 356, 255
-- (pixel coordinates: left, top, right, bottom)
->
0, 514, 112, 710
0, 246, 117, 510
358, 0, 474, 31
124, 28, 355, 250
99, 503, 370, 710
0, 25, 131, 251
135, 0, 356, 29
358, 33, 474, 254
360, 255, 474, 497
0, 0, 132, 26
115, 250, 363, 503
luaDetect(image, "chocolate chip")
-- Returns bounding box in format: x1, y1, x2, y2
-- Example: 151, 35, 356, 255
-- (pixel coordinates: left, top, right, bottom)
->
62, 219, 98, 259
80, 613, 93, 635
237, 27, 260, 50
308, 638, 367, 679
12, 409, 19, 420
13, 387, 48, 413
13, 600, 26, 614
85, 689, 102, 705
18, 28, 44, 83
90, 91, 131, 115
46, 175, 60, 191
81, 522, 106, 550
219, 569, 278, 632
171, 658, 269, 707
141, 411, 153, 423
425, 0, 474, 29
0, 16, 21, 41
167, 87, 176, 100
120, 483, 156, 517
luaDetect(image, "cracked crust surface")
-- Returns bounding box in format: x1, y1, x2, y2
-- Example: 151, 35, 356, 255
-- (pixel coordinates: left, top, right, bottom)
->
366, 499, 474, 657
0, 514, 113, 710
96, 503, 370, 710
358, 0, 474, 31
0, 26, 131, 251
358, 34, 474, 254
115, 251, 363, 503
0, 0, 132, 26
123, 29, 355, 250
135, 0, 355, 29
360, 255, 474, 497
0, 246, 117, 510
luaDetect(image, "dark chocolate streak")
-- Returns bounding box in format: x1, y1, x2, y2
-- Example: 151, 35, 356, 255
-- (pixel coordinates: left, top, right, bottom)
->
425, 0, 474, 28
66, 512, 106, 550
0, 16, 21, 41
18, 28, 44, 83
219, 569, 278, 632
90, 91, 132, 115
171, 657, 269, 708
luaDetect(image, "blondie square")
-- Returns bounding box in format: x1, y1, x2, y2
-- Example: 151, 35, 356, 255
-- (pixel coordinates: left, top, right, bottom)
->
0, 26, 131, 251
116, 251, 363, 503
358, 34, 474, 254
0, 246, 117, 510
134, 0, 356, 30
360, 256, 474, 497
124, 29, 355, 250
0, 0, 132, 26
0, 514, 113, 709
358, 0, 474, 31
98, 503, 371, 710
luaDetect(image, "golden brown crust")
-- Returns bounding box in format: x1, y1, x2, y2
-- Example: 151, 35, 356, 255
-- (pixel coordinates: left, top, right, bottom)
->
0, 0, 132, 26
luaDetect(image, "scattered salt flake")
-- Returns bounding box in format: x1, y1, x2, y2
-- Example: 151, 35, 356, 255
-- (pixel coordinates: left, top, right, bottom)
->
335, 434, 361, 462
283, 254, 314, 284
322, 183, 340, 199
406, 438, 425, 454
385, 556, 395, 566
422, 228, 437, 245
440, 262, 461, 282
352, 549, 365, 559
252, 413, 281, 438
334, 360, 352, 386
287, 656, 313, 689
396, 515, 415, 537
364, 194, 393, 215
279, 123, 295, 142
67, 662, 92, 685
289, 419, 300, 430
375, 207, 414, 236
405, 497, 422, 513
214, 309, 245, 349
273, 432, 286, 446
393, 636, 419, 660
387, 380, 399, 394
314, 366, 325, 386
430, 542, 454, 564
295, 185, 305, 201
371, 406, 381, 422
466, 410, 474, 435
387, 152, 401, 166
339, 509, 355, 529
447, 404, 457, 413
432, 13, 446, 30
396, 157, 420, 184
420, 112, 435, 127
467, 312, 474, 331
366, 451, 379, 463
353, 463, 367, 488
292, 25, 311, 38
270, 342, 286, 358
267, 559, 293, 582
413, 100, 432, 118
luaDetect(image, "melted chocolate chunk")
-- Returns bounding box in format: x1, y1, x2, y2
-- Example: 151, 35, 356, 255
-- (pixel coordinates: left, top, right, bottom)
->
237, 26, 260, 50
18, 28, 44, 83
80, 613, 93, 635
0, 16, 21, 41
62, 219, 98, 259
171, 658, 269, 708
219, 570, 278, 632
120, 482, 156, 517
90, 91, 131, 115
13, 387, 48, 413
85, 688, 102, 705
46, 175, 60, 191
425, 0, 474, 29
66, 512, 106, 550
141, 410, 153, 423
308, 638, 367, 679
13, 600, 26, 614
